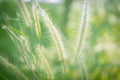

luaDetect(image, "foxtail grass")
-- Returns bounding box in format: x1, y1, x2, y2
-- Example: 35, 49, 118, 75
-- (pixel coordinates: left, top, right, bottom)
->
32, 2, 41, 39
74, 0, 90, 79
2, 0, 92, 79
18, 0, 32, 27
74, 0, 90, 62
38, 8, 67, 79
36, 45, 54, 80
2, 25, 40, 79
0, 56, 28, 80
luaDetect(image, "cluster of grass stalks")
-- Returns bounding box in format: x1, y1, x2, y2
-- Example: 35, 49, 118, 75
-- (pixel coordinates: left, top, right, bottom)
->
1, 0, 90, 80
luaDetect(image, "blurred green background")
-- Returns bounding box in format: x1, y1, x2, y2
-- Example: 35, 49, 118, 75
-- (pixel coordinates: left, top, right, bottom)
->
0, 0, 120, 80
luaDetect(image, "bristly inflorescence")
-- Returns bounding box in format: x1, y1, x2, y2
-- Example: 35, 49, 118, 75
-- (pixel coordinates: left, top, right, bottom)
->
38, 7, 67, 78
36, 45, 54, 80
32, 2, 41, 39
2, 0, 91, 80
18, 0, 32, 27
74, 0, 90, 61
0, 56, 28, 80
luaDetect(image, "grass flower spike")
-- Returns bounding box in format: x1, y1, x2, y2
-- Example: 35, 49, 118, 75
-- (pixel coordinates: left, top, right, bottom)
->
38, 8, 67, 79
39, 8, 67, 61
36, 45, 54, 80
18, 0, 32, 27
75, 0, 90, 61
1, 0, 94, 79
0, 56, 28, 80
32, 2, 41, 39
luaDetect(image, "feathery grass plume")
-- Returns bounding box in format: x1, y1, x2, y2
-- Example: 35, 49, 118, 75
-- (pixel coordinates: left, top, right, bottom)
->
2, 26, 30, 55
2, 26, 38, 79
19, 35, 33, 69
74, 0, 90, 61
19, 36, 40, 80
20, 35, 30, 53
39, 9, 66, 61
38, 8, 67, 79
0, 56, 28, 80
36, 45, 54, 80
32, 2, 41, 39
2, 26, 27, 58
2, 25, 21, 42
18, 0, 32, 27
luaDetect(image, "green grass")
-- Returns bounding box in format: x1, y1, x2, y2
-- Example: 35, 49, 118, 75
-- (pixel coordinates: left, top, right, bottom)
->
0, 0, 120, 80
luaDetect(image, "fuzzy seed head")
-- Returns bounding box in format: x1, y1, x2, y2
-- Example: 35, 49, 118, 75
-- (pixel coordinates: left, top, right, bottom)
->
75, 0, 90, 60
20, 35, 30, 53
18, 0, 32, 27
0, 56, 28, 80
32, 3, 41, 39
39, 8, 67, 61
36, 45, 54, 80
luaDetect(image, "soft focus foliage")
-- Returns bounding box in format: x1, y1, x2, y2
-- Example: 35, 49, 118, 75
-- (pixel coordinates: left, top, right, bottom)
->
0, 0, 120, 80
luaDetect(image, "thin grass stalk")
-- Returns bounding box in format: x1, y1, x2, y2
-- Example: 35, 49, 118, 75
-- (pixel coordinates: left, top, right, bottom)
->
78, 56, 88, 80
2, 26, 20, 41
18, 0, 32, 26
74, 0, 90, 62
36, 45, 54, 80
0, 56, 28, 80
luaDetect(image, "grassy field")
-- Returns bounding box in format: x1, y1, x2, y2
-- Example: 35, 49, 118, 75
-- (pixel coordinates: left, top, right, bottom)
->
0, 0, 120, 80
